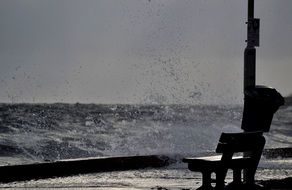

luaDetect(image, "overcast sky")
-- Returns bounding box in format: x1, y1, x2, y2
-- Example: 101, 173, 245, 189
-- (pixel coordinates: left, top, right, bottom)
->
0, 0, 291, 104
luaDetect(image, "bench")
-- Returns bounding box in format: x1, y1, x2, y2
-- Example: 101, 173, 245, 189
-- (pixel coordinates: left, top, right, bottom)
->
183, 131, 265, 190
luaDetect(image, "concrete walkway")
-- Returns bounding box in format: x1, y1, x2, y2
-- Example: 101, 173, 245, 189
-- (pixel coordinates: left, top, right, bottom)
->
0, 167, 291, 190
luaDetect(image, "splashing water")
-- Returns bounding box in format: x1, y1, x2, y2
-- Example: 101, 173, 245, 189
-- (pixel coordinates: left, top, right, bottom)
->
0, 103, 291, 165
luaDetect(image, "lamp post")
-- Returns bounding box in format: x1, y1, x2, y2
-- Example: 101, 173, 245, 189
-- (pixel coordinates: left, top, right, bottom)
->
244, 0, 259, 89
243, 0, 260, 185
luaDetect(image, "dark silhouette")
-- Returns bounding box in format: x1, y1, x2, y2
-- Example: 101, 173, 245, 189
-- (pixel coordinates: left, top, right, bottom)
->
183, 86, 284, 190
183, 132, 265, 190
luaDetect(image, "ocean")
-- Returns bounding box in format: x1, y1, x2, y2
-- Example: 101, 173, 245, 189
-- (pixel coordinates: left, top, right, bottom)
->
0, 100, 291, 166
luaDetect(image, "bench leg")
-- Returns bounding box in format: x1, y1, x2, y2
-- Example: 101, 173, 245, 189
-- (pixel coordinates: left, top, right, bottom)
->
215, 171, 225, 190
233, 169, 242, 184
244, 168, 256, 185
197, 171, 214, 190
224, 169, 244, 190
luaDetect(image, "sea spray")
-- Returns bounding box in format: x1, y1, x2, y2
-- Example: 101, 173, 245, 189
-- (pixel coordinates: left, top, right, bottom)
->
0, 103, 291, 165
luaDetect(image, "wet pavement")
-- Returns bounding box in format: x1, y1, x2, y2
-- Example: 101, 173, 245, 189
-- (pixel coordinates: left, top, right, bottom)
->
0, 167, 291, 190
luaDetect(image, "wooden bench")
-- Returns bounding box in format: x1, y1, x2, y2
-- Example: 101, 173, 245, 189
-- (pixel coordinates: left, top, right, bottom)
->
183, 132, 265, 190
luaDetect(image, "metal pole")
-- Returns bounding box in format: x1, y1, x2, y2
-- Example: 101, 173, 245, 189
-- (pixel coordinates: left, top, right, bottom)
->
248, 0, 254, 18
243, 0, 257, 184
244, 0, 256, 89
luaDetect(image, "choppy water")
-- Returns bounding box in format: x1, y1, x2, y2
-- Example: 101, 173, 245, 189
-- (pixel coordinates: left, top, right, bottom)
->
0, 102, 291, 166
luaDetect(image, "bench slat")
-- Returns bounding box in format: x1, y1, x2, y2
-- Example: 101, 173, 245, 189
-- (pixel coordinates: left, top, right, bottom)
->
216, 132, 265, 153
183, 155, 254, 172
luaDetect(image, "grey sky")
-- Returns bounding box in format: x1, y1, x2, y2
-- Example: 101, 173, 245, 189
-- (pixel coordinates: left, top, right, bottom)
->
0, 0, 291, 104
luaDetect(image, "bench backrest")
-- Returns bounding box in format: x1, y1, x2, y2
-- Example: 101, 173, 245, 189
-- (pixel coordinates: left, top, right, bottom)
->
215, 131, 265, 155
214, 132, 266, 185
